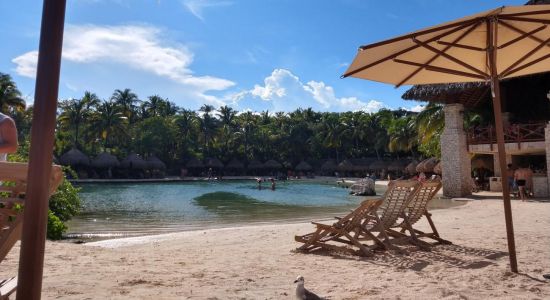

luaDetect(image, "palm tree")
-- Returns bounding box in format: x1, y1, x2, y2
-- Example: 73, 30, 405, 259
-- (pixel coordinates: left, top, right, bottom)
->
58, 91, 99, 148
322, 114, 344, 162
388, 116, 417, 155
415, 103, 444, 147
0, 73, 26, 114
198, 104, 217, 156
141, 95, 165, 118
111, 88, 139, 122
91, 100, 128, 148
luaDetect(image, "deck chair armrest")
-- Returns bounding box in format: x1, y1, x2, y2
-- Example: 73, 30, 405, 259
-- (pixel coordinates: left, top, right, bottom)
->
0, 276, 17, 298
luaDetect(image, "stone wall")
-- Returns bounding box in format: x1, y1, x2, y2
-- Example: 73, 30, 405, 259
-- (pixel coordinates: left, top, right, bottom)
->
440, 104, 472, 197
545, 122, 550, 197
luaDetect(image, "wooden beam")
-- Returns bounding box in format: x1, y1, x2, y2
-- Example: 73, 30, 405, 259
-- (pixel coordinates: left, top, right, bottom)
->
501, 9, 550, 18
437, 40, 486, 51
498, 24, 547, 49
393, 59, 488, 80
16, 1, 67, 299
499, 20, 550, 48
500, 35, 550, 77
501, 52, 550, 79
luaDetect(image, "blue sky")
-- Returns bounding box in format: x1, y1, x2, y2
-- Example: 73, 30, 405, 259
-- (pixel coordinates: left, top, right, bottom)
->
0, 0, 525, 113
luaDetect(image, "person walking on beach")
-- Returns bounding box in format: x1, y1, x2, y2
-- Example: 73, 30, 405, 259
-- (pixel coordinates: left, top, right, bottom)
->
0, 112, 18, 161
506, 164, 516, 197
514, 163, 533, 201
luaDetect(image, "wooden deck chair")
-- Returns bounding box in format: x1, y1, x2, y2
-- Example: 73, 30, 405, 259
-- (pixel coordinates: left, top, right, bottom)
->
295, 180, 420, 256
0, 162, 63, 300
295, 198, 383, 256
386, 180, 451, 250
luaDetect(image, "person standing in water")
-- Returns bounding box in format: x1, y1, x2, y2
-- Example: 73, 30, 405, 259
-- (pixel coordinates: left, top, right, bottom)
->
0, 112, 18, 161
257, 178, 262, 190
270, 178, 276, 190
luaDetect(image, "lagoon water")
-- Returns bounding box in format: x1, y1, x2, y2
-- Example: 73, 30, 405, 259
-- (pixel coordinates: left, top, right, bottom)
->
66, 180, 377, 240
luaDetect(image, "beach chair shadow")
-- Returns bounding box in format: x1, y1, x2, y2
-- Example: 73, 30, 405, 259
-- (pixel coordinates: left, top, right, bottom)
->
0, 162, 63, 300
295, 180, 420, 257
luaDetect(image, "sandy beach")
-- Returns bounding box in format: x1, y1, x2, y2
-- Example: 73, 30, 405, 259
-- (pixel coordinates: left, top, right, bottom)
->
1, 198, 549, 299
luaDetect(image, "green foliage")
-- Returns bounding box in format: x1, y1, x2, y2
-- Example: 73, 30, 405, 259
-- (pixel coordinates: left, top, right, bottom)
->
47, 211, 67, 240
49, 177, 81, 223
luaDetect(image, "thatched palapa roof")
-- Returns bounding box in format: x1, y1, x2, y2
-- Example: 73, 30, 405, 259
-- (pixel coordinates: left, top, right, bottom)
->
225, 158, 244, 169
321, 160, 337, 172
337, 160, 354, 171
369, 160, 387, 171
416, 157, 439, 173
433, 161, 442, 175
263, 159, 283, 169
91, 152, 119, 169
59, 148, 90, 166
247, 159, 264, 170
186, 158, 204, 169
387, 160, 406, 172
402, 82, 489, 108
405, 160, 419, 174
147, 155, 166, 170
205, 157, 224, 169
295, 161, 312, 171
120, 153, 148, 169
352, 158, 374, 171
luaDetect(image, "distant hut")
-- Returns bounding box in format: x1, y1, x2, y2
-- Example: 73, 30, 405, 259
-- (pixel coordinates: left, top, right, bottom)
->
91, 152, 119, 169
205, 157, 224, 169
369, 160, 387, 171
387, 160, 406, 172
352, 158, 374, 173
320, 160, 337, 175
146, 155, 166, 170
263, 159, 283, 170
247, 159, 264, 175
120, 153, 148, 169
416, 157, 439, 173
337, 160, 354, 175
186, 158, 204, 176
405, 160, 419, 175
295, 161, 312, 172
434, 161, 442, 175
225, 158, 244, 175
59, 148, 90, 167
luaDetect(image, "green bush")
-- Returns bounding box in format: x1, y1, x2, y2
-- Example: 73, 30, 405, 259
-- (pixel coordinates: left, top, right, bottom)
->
47, 211, 66, 240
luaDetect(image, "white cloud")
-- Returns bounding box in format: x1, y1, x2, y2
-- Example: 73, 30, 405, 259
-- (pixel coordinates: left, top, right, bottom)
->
182, 0, 233, 21
12, 24, 234, 105
409, 104, 425, 112
230, 69, 385, 113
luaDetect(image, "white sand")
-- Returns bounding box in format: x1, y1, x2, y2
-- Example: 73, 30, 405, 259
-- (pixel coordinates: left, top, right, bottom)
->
1, 199, 549, 299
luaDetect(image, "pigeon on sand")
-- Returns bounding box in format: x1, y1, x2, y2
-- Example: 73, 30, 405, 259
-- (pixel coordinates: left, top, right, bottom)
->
294, 275, 323, 300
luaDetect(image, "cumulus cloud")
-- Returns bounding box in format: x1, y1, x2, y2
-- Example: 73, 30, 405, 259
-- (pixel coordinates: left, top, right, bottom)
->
408, 104, 425, 112
182, 0, 233, 21
230, 69, 385, 113
12, 24, 234, 105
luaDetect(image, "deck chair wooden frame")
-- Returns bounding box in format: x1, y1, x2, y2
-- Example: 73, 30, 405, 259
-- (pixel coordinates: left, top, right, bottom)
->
0, 162, 63, 300
386, 180, 451, 250
295, 180, 421, 256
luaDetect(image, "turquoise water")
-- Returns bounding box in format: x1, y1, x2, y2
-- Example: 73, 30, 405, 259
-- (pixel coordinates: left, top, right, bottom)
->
66, 180, 383, 239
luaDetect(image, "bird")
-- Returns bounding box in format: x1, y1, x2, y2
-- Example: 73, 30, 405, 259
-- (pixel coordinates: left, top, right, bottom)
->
294, 275, 323, 300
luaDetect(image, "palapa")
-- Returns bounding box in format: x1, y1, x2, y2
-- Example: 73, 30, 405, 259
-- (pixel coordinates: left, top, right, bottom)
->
388, 160, 406, 172
295, 161, 312, 171
225, 158, 244, 170
416, 157, 439, 173
205, 157, 224, 169
247, 159, 264, 170
263, 159, 283, 169
186, 158, 204, 169
320, 160, 337, 172
59, 148, 90, 166
91, 152, 119, 169
120, 153, 148, 169
337, 159, 354, 171
405, 160, 419, 174
146, 155, 166, 170
433, 161, 442, 175
369, 160, 387, 171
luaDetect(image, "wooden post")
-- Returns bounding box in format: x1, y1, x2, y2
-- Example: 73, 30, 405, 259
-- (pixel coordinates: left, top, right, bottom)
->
16, 0, 67, 299
488, 17, 518, 273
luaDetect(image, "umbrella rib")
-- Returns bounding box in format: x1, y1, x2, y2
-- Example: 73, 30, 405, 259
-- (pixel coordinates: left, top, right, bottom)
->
501, 52, 550, 79
499, 35, 550, 77
498, 24, 547, 49
499, 15, 550, 25
393, 59, 488, 80
412, 38, 489, 77
501, 9, 550, 18
396, 22, 482, 87
342, 20, 479, 78
499, 20, 550, 49
436, 40, 486, 51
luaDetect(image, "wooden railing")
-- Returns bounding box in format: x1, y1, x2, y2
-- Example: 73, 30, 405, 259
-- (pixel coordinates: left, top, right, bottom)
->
467, 122, 547, 148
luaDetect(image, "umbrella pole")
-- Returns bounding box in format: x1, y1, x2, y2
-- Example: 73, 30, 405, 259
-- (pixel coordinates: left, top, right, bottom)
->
17, 0, 67, 299
488, 18, 518, 273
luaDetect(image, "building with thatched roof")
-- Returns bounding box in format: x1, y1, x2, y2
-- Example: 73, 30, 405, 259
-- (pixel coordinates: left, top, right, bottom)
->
369, 160, 387, 171
247, 159, 264, 170
403, 70, 550, 196
320, 160, 337, 174
405, 160, 419, 175
120, 153, 148, 169
225, 158, 244, 170
186, 158, 204, 169
91, 152, 119, 169
205, 157, 224, 169
59, 148, 90, 166
146, 155, 166, 170
263, 159, 282, 170
416, 157, 439, 173
295, 161, 312, 172
337, 160, 354, 172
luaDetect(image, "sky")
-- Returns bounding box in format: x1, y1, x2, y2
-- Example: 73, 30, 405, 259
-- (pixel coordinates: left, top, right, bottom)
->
0, 0, 526, 113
